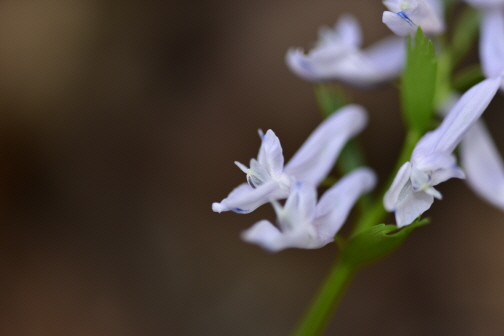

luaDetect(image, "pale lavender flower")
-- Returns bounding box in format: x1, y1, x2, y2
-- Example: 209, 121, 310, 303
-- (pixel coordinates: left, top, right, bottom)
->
382, 0, 444, 36
242, 168, 376, 252
212, 105, 368, 214
286, 14, 405, 86
384, 78, 500, 227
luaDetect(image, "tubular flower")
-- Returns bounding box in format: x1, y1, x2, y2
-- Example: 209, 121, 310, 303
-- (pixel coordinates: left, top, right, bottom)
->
286, 14, 405, 87
242, 168, 376, 252
384, 77, 500, 227
382, 0, 444, 36
212, 105, 368, 214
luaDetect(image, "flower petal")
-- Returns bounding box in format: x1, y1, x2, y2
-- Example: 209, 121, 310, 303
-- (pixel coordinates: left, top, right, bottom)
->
384, 161, 412, 211
257, 130, 284, 179
427, 0, 444, 19
286, 16, 403, 86
480, 9, 504, 78
212, 180, 288, 214
430, 161, 465, 185
461, 120, 504, 210
242, 218, 323, 252
241, 220, 286, 252
314, 167, 377, 244
412, 150, 456, 172
413, 77, 500, 156
364, 35, 405, 79
394, 181, 434, 227
335, 14, 362, 47
278, 182, 317, 232
382, 11, 417, 36
406, 0, 444, 34
383, 0, 444, 35
284, 104, 368, 186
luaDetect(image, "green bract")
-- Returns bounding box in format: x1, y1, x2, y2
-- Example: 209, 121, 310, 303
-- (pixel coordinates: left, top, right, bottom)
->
341, 218, 430, 269
401, 27, 437, 134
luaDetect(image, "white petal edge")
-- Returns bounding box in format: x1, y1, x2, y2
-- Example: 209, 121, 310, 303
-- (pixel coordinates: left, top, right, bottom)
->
364, 35, 405, 79
382, 11, 417, 36
285, 48, 321, 82
257, 129, 285, 179
335, 14, 362, 47
241, 220, 285, 252
314, 167, 377, 243
384, 161, 412, 211
278, 182, 317, 232
394, 182, 434, 227
480, 9, 504, 78
212, 180, 286, 214
383, 0, 404, 13
461, 120, 504, 210
284, 104, 368, 186
406, 0, 445, 34
415, 77, 500, 156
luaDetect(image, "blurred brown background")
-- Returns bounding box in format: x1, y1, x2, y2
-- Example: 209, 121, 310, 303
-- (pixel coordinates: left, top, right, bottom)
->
0, 0, 504, 335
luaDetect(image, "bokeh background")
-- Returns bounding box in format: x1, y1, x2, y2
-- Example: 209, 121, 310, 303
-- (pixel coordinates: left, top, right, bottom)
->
1, 0, 504, 335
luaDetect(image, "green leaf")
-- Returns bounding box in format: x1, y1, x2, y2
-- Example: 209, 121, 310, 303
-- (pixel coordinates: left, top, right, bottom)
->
313, 84, 347, 118
401, 27, 437, 134
341, 218, 430, 269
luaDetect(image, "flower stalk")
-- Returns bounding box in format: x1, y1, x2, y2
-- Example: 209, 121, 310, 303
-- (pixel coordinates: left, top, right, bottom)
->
290, 126, 421, 336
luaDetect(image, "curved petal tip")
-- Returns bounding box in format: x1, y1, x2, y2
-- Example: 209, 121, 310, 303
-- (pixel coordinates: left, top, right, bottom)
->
212, 202, 226, 213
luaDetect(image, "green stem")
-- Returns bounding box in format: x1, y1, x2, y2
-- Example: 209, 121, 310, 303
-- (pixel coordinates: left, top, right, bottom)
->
291, 129, 422, 336
291, 259, 356, 336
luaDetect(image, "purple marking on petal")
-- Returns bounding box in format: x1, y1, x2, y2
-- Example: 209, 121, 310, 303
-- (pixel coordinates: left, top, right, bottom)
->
398, 11, 416, 27
299, 59, 314, 73
234, 208, 250, 214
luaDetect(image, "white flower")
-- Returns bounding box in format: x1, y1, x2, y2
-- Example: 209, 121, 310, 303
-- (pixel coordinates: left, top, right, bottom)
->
286, 14, 405, 86
382, 0, 444, 36
212, 105, 368, 214
242, 168, 376, 252
384, 77, 500, 227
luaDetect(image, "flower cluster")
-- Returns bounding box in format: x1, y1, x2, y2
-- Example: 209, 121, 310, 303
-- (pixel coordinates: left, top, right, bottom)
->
213, 0, 504, 251
213, 105, 376, 251
382, 0, 504, 226
384, 77, 500, 226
